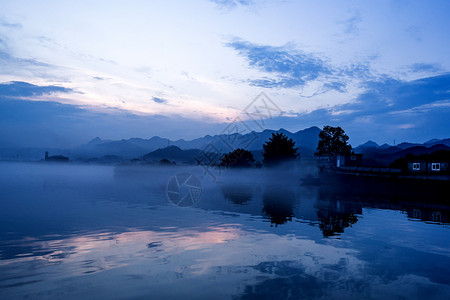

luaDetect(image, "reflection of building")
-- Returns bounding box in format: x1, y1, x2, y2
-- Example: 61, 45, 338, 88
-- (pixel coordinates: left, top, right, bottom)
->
407, 208, 447, 223
408, 160, 448, 173
45, 151, 69, 162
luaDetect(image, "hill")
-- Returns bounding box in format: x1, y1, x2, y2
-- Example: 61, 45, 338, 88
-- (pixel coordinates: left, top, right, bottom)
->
142, 146, 202, 164
70, 126, 321, 161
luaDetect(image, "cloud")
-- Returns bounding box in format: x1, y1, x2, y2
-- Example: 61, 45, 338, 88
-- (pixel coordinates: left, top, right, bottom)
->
0, 74, 448, 149
323, 81, 347, 93
0, 81, 73, 98
226, 37, 450, 141
339, 63, 372, 79
152, 96, 167, 104
349, 73, 450, 114
259, 73, 450, 145
318, 73, 450, 144
210, 0, 253, 8
0, 20, 22, 29
227, 39, 332, 88
341, 11, 362, 34
397, 123, 415, 130
409, 63, 442, 73
0, 49, 63, 81
0, 95, 227, 148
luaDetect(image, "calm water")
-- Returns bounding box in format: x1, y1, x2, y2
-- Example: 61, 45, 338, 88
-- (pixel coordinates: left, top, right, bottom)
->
0, 162, 449, 299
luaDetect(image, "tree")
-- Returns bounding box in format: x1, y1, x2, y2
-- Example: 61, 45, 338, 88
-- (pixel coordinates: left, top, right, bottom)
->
262, 132, 299, 166
220, 148, 255, 168
314, 125, 351, 165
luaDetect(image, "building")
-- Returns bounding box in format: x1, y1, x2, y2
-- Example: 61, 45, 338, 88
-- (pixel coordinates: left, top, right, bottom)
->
45, 151, 69, 162
407, 160, 448, 173
336, 154, 363, 167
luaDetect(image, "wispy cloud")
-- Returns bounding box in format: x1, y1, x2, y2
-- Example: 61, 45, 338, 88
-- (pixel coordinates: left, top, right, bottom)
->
409, 63, 442, 73
227, 39, 332, 88
389, 99, 450, 115
152, 96, 167, 104
0, 19, 22, 30
210, 0, 254, 8
0, 48, 66, 82
260, 73, 450, 144
0, 81, 73, 98
0, 96, 227, 148
334, 73, 450, 118
340, 11, 362, 34
339, 63, 373, 79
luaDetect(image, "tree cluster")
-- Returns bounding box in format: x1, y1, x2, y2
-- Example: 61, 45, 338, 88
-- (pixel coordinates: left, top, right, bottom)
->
315, 125, 352, 165
220, 132, 299, 168
262, 132, 298, 166
219, 125, 352, 168
219, 148, 255, 168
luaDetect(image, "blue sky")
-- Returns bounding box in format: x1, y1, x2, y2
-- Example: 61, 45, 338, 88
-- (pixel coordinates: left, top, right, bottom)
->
0, 0, 449, 148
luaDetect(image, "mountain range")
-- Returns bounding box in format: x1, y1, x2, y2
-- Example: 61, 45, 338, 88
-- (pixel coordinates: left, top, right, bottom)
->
1, 126, 449, 165
354, 139, 450, 166
64, 126, 322, 162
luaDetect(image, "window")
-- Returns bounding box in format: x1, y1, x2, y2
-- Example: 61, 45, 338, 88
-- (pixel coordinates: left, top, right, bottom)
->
412, 163, 420, 170
412, 209, 421, 219
351, 155, 356, 160
431, 163, 440, 171
432, 211, 442, 222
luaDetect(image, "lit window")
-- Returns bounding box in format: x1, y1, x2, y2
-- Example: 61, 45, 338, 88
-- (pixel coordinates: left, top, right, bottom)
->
431, 163, 440, 171
412, 163, 420, 170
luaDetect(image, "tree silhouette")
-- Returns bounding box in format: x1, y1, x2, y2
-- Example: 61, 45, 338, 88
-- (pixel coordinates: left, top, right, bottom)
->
315, 126, 351, 165
262, 132, 299, 166
220, 148, 255, 168
318, 213, 358, 237
262, 186, 295, 226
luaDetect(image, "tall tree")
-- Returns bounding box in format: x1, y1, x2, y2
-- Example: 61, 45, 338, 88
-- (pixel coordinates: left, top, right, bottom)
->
220, 148, 255, 168
262, 132, 299, 166
315, 126, 352, 165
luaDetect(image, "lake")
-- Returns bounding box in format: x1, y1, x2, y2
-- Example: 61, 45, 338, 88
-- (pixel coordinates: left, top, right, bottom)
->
0, 162, 449, 299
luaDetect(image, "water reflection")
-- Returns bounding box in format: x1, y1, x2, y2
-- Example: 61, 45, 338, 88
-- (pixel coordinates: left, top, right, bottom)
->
262, 186, 296, 226
213, 176, 449, 237
1, 163, 449, 299
220, 184, 253, 205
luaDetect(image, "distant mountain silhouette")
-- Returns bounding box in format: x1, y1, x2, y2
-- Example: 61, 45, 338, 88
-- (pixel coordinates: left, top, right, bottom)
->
72, 139, 148, 159
396, 142, 424, 149
2, 127, 449, 164
69, 126, 321, 161
87, 137, 104, 145
429, 138, 450, 147
354, 142, 450, 166
355, 138, 450, 152
142, 145, 202, 164
353, 140, 379, 152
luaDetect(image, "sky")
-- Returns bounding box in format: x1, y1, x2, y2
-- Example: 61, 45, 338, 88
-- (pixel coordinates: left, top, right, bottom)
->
0, 0, 449, 148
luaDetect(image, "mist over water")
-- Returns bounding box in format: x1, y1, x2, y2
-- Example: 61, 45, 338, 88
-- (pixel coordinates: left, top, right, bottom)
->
0, 162, 449, 299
